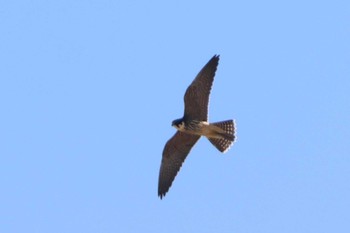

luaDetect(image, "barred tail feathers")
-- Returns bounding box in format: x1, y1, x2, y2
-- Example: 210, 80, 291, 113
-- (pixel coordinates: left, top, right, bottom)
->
208, 120, 236, 153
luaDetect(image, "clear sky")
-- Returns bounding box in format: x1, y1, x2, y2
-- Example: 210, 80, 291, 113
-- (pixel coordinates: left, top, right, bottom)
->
1, 1, 349, 232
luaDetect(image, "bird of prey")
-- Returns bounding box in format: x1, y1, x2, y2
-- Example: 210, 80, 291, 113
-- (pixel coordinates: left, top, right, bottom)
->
158, 55, 236, 199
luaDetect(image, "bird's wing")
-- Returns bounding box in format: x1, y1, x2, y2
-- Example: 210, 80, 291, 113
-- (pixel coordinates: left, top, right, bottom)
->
183, 55, 219, 121
158, 131, 200, 199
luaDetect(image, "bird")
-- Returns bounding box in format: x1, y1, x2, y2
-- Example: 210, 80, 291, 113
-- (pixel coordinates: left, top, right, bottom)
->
158, 55, 236, 199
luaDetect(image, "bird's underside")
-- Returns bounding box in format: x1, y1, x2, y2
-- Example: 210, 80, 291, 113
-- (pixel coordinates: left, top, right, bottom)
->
158, 55, 236, 199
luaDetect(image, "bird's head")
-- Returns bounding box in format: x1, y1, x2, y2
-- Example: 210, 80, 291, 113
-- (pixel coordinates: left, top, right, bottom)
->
172, 118, 185, 130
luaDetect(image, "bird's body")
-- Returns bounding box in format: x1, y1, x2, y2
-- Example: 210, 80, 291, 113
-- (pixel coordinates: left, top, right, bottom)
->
173, 118, 233, 141
158, 55, 236, 199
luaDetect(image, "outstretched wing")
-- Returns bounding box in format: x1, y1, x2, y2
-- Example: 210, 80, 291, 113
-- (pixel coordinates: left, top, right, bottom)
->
184, 55, 219, 121
158, 131, 200, 199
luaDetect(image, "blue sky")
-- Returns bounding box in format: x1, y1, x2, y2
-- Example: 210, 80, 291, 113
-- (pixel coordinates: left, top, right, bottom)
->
1, 1, 349, 232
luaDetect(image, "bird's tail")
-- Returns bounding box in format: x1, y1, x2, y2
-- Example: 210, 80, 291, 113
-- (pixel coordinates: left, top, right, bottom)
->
207, 120, 236, 153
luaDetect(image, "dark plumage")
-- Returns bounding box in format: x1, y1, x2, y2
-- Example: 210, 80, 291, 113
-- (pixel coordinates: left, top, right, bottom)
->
158, 55, 236, 199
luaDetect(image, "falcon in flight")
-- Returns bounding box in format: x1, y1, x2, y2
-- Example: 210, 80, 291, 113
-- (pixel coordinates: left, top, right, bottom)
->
158, 55, 236, 199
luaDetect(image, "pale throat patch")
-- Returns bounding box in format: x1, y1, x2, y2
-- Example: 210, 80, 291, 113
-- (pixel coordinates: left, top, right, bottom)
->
174, 121, 186, 131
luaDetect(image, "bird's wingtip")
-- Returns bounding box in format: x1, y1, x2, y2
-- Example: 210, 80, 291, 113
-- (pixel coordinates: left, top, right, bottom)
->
210, 54, 220, 63
158, 192, 166, 200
